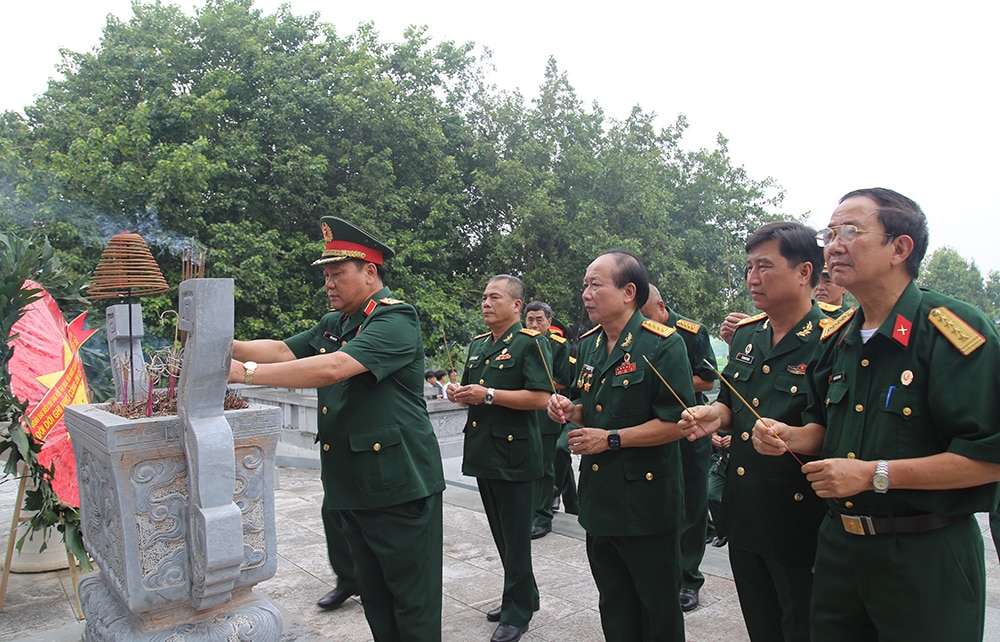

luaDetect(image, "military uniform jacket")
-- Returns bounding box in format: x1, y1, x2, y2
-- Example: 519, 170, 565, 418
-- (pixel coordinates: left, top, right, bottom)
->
719, 303, 827, 564
284, 286, 445, 510
460, 321, 552, 481
571, 310, 694, 536
665, 305, 718, 404
803, 281, 1000, 517
538, 329, 573, 436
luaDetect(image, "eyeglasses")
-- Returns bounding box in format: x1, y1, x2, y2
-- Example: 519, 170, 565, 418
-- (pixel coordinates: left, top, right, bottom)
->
815, 225, 893, 248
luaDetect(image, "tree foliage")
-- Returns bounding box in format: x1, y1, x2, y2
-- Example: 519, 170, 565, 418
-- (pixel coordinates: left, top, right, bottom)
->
920, 246, 998, 321
2, 0, 797, 367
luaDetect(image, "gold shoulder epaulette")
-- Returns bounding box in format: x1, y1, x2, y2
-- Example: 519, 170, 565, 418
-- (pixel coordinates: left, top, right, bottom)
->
473, 331, 491, 340
580, 325, 602, 338
675, 318, 701, 334
736, 312, 768, 327
549, 333, 567, 344
379, 297, 405, 305
818, 301, 842, 313
820, 308, 856, 341
642, 319, 676, 338
928, 306, 986, 355
519, 328, 541, 337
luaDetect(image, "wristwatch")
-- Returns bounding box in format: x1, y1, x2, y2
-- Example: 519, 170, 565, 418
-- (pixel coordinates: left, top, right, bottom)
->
243, 361, 258, 385
872, 459, 890, 494
607, 429, 621, 450
484, 387, 496, 405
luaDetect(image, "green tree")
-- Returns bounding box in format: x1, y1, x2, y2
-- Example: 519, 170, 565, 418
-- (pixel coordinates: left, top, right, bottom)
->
919, 246, 990, 313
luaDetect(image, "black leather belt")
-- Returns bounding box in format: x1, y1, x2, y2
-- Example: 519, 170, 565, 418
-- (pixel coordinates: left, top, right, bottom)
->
827, 509, 967, 536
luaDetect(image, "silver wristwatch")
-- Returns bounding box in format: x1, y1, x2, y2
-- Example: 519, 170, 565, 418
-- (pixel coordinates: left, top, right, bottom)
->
484, 387, 495, 405
872, 459, 890, 494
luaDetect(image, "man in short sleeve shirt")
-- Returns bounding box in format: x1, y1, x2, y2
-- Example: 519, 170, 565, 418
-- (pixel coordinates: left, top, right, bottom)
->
753, 188, 1000, 642
230, 217, 445, 642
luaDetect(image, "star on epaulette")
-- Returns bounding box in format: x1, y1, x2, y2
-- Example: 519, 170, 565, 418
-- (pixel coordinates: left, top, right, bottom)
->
928, 306, 986, 355
580, 325, 602, 338
641, 319, 676, 338
473, 331, 491, 340
519, 328, 541, 337
549, 333, 568, 344
736, 312, 768, 327
675, 318, 701, 334
818, 301, 843, 314
379, 297, 405, 305
820, 308, 856, 341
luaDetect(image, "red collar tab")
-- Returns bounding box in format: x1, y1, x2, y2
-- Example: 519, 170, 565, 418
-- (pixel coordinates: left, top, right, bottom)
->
363, 299, 378, 316
892, 314, 912, 348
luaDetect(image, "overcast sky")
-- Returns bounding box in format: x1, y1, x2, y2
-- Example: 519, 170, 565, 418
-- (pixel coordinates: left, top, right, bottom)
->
4, 0, 998, 273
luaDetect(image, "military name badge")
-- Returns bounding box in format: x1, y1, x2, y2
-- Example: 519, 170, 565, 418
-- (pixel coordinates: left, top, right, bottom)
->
829, 371, 845, 383
736, 352, 754, 364
323, 331, 342, 344
900, 370, 914, 386
615, 353, 637, 376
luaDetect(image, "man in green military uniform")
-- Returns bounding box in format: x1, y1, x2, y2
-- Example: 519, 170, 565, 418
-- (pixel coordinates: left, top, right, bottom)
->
447, 275, 551, 642
229, 217, 445, 642
640, 284, 718, 612
548, 251, 694, 642
813, 263, 847, 316
679, 221, 827, 642
754, 188, 1000, 642
523, 300, 573, 540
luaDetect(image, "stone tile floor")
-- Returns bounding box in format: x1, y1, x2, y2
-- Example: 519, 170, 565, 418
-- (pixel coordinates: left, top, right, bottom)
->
3, 460, 1000, 641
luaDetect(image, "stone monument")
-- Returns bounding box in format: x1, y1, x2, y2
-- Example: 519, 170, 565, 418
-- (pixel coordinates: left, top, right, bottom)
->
65, 278, 283, 641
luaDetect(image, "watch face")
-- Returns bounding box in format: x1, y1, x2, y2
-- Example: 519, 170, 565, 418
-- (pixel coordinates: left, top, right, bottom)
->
608, 433, 621, 449
873, 474, 890, 491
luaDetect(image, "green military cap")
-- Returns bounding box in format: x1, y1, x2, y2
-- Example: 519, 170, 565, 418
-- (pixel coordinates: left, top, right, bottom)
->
313, 216, 395, 266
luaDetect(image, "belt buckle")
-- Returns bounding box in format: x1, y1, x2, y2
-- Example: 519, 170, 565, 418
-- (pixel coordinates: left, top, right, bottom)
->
840, 514, 875, 535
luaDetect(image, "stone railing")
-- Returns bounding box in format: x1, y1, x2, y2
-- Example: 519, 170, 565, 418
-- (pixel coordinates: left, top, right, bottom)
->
234, 386, 468, 466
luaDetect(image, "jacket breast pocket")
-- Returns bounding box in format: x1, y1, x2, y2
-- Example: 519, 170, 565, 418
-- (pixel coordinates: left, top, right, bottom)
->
348, 425, 409, 492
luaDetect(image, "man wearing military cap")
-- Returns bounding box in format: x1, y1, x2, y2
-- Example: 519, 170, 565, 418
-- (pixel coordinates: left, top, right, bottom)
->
678, 221, 827, 642
640, 284, 717, 613
813, 264, 847, 315
447, 275, 551, 642
548, 250, 695, 642
230, 217, 445, 642
753, 188, 1000, 642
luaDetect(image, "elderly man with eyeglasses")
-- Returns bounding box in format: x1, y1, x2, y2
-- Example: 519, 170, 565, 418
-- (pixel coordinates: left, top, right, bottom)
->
752, 188, 1000, 642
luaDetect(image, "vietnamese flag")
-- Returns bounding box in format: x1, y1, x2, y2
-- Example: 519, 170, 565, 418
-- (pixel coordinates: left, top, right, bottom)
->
8, 280, 98, 507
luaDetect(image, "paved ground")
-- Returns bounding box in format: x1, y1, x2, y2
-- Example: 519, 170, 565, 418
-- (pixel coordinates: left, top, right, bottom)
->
4, 457, 1000, 641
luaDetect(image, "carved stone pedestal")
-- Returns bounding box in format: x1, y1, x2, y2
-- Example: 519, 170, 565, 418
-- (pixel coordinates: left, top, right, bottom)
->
65, 279, 283, 641
67, 403, 283, 641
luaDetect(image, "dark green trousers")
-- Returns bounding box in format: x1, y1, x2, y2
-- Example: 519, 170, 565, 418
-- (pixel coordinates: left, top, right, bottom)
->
341, 493, 443, 642
811, 513, 984, 642
532, 431, 559, 528
322, 505, 358, 590
587, 530, 684, 642
706, 450, 728, 539
729, 545, 813, 642
479, 477, 538, 627
678, 437, 711, 591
